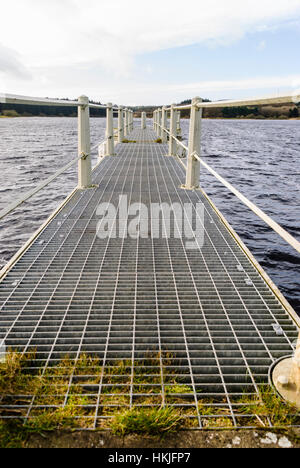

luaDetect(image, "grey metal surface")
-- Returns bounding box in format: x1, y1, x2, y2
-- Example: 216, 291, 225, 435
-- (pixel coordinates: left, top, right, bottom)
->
0, 127, 299, 429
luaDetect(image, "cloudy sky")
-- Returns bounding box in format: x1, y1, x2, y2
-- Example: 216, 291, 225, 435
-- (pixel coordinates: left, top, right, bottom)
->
1, 0, 300, 105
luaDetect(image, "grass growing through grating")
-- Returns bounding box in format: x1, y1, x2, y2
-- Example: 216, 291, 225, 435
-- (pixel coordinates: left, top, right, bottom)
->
165, 384, 193, 395
0, 351, 186, 444
196, 386, 300, 429
233, 386, 300, 427
0, 350, 39, 396
1, 351, 300, 446
111, 407, 181, 436
0, 420, 28, 448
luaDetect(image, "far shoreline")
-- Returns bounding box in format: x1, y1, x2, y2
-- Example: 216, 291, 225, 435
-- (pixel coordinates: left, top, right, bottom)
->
1, 115, 299, 121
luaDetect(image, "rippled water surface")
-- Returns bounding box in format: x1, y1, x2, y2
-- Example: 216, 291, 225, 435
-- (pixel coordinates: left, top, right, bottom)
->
0, 117, 299, 314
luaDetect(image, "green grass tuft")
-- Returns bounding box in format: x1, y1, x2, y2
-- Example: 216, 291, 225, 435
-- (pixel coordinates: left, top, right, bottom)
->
165, 384, 193, 395
0, 420, 28, 448
0, 350, 38, 395
237, 386, 299, 427
1, 350, 300, 445
110, 407, 182, 436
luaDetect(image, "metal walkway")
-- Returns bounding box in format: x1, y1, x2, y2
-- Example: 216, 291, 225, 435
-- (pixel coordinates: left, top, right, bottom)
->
0, 128, 299, 429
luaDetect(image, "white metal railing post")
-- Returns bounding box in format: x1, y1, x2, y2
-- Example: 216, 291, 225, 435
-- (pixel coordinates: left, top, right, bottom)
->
176, 110, 182, 137
118, 105, 124, 143
78, 95, 92, 188
272, 331, 300, 408
168, 104, 177, 156
182, 97, 202, 190
124, 109, 128, 137
106, 102, 115, 156
158, 108, 162, 139
126, 109, 130, 137
130, 110, 133, 132
288, 332, 300, 394
154, 111, 157, 131
141, 112, 146, 129
161, 106, 167, 143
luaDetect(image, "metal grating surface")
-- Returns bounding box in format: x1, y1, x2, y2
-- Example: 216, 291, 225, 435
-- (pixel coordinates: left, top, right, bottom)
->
0, 127, 299, 430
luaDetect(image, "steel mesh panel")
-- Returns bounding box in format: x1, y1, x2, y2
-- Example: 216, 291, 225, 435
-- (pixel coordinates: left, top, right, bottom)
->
0, 127, 299, 430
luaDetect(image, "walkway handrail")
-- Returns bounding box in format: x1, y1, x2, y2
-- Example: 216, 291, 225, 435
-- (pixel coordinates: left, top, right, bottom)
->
0, 126, 125, 222
0, 154, 82, 222
192, 152, 300, 254
156, 123, 187, 151
153, 93, 300, 255
0, 92, 135, 221
0, 93, 119, 110
169, 92, 300, 111
198, 92, 300, 109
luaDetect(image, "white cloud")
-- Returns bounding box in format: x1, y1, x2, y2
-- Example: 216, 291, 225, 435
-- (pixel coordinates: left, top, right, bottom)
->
97, 75, 300, 105
0, 0, 300, 102
0, 43, 31, 79
257, 40, 267, 50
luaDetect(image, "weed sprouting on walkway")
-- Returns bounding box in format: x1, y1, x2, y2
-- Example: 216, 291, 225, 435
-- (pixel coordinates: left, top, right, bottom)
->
0, 350, 300, 447
111, 407, 181, 436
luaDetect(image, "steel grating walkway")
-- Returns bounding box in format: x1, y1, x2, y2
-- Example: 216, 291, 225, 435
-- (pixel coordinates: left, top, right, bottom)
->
0, 127, 299, 430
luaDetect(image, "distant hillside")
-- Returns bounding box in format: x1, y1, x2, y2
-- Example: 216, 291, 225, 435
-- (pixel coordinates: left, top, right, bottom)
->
133, 99, 300, 120
1, 97, 299, 120
0, 99, 106, 117
204, 103, 299, 120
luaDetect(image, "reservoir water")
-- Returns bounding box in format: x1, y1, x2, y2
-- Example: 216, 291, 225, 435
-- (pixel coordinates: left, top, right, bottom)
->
0, 117, 299, 314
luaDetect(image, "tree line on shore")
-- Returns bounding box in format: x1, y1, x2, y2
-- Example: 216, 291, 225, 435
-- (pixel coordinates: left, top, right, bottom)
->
135, 99, 300, 120
0, 99, 106, 118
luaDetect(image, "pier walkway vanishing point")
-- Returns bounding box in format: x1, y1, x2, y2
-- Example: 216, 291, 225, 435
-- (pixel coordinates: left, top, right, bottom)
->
0, 93, 300, 430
